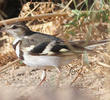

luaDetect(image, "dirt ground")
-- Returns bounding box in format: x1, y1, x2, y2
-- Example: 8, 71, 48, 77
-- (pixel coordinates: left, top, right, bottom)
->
0, 46, 110, 100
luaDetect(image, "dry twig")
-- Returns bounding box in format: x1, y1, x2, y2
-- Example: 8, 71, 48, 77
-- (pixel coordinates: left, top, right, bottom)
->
97, 61, 110, 68
0, 59, 20, 74
0, 13, 68, 26
70, 66, 83, 85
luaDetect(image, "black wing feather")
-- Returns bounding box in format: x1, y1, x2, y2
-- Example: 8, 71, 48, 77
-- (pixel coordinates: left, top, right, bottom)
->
30, 42, 49, 54
29, 40, 89, 55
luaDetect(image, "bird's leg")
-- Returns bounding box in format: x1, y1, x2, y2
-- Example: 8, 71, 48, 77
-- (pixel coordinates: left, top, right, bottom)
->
38, 69, 47, 86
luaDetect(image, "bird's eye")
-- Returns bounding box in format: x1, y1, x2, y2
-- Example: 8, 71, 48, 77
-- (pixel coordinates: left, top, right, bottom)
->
12, 25, 17, 29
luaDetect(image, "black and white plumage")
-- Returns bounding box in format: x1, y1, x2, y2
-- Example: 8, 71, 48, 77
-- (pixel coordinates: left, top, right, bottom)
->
1, 23, 89, 68
1, 22, 110, 85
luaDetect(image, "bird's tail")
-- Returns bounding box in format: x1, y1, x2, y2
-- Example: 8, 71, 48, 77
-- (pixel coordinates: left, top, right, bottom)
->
83, 39, 110, 50
70, 39, 110, 52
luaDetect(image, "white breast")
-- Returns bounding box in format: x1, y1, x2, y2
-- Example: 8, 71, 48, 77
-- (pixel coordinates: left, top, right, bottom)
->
13, 38, 21, 58
15, 42, 20, 57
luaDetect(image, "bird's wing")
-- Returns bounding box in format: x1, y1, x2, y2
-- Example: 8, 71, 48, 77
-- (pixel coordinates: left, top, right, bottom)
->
21, 35, 90, 56
21, 31, 110, 56
28, 41, 89, 56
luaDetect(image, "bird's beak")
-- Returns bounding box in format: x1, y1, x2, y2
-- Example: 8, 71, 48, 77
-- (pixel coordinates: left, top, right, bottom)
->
0, 25, 10, 33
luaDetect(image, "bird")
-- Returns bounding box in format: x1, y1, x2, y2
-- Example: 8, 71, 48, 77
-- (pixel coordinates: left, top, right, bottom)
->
0, 22, 110, 85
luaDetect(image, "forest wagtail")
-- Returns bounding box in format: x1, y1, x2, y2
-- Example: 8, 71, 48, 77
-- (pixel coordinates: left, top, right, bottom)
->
1, 22, 109, 85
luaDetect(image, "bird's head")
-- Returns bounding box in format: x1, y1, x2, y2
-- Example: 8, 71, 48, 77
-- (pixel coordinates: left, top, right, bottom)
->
0, 22, 31, 39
